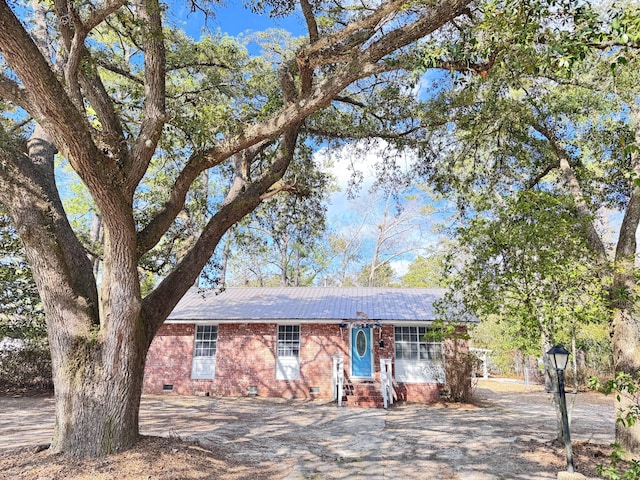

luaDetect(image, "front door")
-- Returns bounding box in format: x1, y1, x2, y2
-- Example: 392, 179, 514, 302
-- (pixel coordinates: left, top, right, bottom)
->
351, 327, 373, 378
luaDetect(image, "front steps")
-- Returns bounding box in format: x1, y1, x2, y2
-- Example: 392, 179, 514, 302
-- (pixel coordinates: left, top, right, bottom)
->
341, 381, 392, 408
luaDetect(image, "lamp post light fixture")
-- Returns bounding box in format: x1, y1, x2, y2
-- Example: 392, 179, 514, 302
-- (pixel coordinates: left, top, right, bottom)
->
547, 344, 574, 473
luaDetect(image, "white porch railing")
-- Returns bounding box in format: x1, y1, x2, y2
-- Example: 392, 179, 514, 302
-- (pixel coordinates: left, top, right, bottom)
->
333, 355, 344, 407
380, 358, 393, 408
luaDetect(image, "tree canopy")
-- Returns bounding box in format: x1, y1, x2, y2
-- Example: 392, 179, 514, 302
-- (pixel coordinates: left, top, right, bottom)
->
417, 0, 640, 452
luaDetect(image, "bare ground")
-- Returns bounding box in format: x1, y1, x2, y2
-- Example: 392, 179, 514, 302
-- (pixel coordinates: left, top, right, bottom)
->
0, 379, 624, 479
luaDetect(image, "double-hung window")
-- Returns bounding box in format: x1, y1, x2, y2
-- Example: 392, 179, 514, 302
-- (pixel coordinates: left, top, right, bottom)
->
394, 326, 444, 383
191, 324, 218, 380
276, 325, 300, 380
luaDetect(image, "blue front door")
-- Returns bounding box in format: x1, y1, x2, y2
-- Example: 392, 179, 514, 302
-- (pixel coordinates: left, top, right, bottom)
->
351, 327, 372, 378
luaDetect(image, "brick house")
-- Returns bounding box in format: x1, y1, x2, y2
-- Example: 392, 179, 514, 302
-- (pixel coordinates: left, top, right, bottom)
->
143, 287, 468, 407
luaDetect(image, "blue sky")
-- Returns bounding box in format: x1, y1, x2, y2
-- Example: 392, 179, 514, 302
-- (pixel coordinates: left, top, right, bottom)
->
168, 0, 305, 39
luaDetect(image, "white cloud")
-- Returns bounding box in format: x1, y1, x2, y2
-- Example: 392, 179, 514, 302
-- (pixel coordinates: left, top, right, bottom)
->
318, 140, 420, 225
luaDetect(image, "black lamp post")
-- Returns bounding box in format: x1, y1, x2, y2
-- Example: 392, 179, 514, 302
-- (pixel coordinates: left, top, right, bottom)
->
547, 344, 574, 473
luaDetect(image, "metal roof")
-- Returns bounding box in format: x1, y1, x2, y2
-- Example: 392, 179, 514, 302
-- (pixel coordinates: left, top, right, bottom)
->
167, 287, 448, 323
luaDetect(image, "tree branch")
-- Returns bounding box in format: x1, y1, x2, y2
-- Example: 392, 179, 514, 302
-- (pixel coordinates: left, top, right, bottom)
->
141, 126, 301, 336
533, 121, 607, 260
79, 59, 130, 161
0, 0, 111, 189
300, 0, 319, 44
95, 57, 143, 84
298, 0, 319, 95
525, 160, 559, 189
303, 124, 424, 141
135, 1, 471, 259
0, 74, 33, 112
298, 0, 405, 62
82, 0, 128, 32
126, 0, 166, 194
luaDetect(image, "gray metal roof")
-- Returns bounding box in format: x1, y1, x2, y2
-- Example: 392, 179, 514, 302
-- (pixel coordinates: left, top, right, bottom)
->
167, 287, 448, 322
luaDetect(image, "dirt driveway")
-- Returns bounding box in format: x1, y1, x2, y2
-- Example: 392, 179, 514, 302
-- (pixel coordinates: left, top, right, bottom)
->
0, 380, 615, 479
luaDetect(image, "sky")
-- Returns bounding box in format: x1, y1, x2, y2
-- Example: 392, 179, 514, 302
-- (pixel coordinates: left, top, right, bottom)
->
168, 0, 306, 39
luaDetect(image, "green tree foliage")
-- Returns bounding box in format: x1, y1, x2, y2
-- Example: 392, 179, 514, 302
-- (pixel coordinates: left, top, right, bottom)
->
444, 191, 608, 354
0, 207, 44, 340
401, 254, 446, 288
410, 2, 640, 450
0, 208, 51, 394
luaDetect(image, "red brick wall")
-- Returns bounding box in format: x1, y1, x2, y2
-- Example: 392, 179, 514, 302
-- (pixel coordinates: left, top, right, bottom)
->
144, 322, 351, 398
143, 323, 200, 395
298, 324, 349, 398
394, 383, 443, 402
143, 322, 462, 403
213, 323, 277, 397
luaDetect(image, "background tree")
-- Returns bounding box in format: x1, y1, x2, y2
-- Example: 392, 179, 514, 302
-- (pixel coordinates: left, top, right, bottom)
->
443, 191, 609, 387
357, 262, 396, 287
0, 207, 51, 394
362, 194, 427, 286
0, 207, 44, 340
323, 224, 366, 286
401, 253, 447, 288
414, 3, 640, 451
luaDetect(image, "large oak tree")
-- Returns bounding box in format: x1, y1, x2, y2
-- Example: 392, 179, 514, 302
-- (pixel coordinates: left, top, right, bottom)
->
0, 0, 480, 457
419, 16, 640, 452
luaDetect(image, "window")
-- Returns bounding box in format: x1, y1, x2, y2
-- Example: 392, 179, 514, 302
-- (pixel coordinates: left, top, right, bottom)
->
276, 325, 300, 380
194, 325, 218, 357
277, 325, 300, 357
191, 325, 217, 380
394, 326, 442, 361
394, 326, 444, 383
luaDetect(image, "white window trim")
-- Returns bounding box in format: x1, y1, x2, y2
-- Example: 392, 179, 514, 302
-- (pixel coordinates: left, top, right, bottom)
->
191, 323, 218, 380
394, 325, 445, 384
276, 324, 300, 381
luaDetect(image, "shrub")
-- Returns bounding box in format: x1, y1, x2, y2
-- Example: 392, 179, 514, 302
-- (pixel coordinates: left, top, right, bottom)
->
0, 340, 53, 394
444, 340, 480, 403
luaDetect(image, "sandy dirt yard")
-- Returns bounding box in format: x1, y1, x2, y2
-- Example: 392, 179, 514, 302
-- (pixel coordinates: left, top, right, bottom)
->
0, 379, 622, 479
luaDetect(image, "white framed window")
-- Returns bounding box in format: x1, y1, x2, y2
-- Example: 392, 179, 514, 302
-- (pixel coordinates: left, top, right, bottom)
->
191, 324, 217, 380
276, 325, 300, 380
394, 326, 445, 383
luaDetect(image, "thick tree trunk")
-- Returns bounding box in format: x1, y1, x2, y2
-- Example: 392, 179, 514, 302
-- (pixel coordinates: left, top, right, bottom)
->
610, 265, 640, 453
0, 129, 150, 457
49, 324, 148, 456
611, 105, 640, 455
541, 114, 640, 454
612, 307, 640, 454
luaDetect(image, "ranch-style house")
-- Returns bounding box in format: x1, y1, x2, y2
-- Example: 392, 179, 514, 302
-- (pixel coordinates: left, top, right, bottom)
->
143, 287, 471, 408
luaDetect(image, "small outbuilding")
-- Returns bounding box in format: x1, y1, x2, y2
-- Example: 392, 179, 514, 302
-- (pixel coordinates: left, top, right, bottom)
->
143, 287, 470, 407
